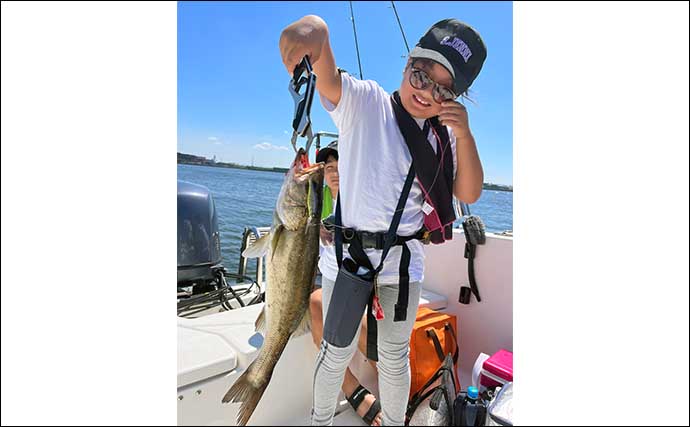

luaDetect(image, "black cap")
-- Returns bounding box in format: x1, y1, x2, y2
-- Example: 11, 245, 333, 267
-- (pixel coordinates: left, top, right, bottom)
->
410, 19, 487, 95
315, 140, 338, 164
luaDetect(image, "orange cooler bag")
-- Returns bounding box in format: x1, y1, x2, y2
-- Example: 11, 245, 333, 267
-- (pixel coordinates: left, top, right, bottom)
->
409, 307, 460, 398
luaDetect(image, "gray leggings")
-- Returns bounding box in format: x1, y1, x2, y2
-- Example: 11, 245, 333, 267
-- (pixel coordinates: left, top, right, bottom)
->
311, 276, 422, 426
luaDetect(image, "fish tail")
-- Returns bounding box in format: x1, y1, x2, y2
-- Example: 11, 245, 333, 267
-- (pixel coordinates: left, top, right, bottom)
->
222, 366, 268, 426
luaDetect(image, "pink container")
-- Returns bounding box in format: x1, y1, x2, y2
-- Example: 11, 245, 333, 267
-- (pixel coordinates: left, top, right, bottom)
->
480, 349, 513, 387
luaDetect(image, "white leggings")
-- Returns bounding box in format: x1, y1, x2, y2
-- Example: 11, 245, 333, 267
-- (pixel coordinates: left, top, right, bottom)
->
311, 276, 422, 426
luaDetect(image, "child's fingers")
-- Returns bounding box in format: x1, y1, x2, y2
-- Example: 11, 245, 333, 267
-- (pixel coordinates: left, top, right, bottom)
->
439, 112, 466, 122
440, 118, 464, 128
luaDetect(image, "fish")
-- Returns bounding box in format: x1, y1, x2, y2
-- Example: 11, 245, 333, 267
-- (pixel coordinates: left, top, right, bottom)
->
222, 148, 324, 426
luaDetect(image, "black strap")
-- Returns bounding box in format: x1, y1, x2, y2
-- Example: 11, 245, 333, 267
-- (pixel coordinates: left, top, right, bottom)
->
347, 383, 382, 424
407, 387, 440, 421
394, 242, 410, 322
342, 224, 375, 273
426, 328, 446, 362
406, 354, 459, 424
407, 358, 454, 417
346, 384, 369, 411
464, 242, 482, 302
338, 228, 426, 250
380, 166, 416, 324
365, 303, 378, 361
334, 191, 344, 269
426, 324, 459, 366
371, 165, 416, 278
363, 399, 381, 425
408, 366, 446, 410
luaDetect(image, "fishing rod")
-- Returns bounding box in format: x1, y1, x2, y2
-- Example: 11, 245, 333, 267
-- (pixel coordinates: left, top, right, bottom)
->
349, 1, 364, 80
390, 0, 410, 53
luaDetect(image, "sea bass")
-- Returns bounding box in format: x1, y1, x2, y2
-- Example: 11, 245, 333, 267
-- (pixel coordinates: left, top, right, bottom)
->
222, 148, 324, 426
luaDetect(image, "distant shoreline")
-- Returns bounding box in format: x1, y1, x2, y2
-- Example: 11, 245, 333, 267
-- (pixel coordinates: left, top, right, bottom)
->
177, 153, 513, 192
178, 159, 289, 174
178, 152, 288, 174
481, 183, 513, 193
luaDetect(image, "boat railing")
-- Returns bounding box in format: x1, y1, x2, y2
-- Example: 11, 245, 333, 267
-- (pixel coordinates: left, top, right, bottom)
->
237, 226, 271, 285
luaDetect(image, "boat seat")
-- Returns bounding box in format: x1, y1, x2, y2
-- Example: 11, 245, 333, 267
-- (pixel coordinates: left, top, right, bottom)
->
419, 287, 447, 310
177, 304, 264, 388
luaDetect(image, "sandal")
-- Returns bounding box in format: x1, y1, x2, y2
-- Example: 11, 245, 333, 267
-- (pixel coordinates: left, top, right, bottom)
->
346, 384, 381, 425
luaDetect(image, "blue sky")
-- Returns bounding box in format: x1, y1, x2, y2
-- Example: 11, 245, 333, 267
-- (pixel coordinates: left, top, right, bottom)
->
178, 1, 512, 185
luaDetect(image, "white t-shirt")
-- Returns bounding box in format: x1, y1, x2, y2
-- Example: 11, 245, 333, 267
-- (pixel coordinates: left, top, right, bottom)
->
318, 72, 458, 284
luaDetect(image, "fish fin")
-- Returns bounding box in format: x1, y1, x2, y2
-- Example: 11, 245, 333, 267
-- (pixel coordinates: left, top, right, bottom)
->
254, 306, 267, 335
222, 364, 268, 426
242, 232, 271, 258
271, 224, 284, 251
292, 308, 311, 337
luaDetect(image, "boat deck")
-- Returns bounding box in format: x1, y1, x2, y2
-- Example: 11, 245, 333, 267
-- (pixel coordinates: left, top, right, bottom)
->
178, 289, 449, 425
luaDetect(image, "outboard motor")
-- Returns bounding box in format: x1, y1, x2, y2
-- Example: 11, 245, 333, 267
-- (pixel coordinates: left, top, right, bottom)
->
177, 180, 263, 318
177, 180, 222, 284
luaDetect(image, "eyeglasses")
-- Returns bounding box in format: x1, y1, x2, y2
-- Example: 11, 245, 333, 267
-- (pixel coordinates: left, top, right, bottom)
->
409, 67, 457, 104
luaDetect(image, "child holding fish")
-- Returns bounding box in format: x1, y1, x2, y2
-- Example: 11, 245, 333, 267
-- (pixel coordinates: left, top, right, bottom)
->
279, 14, 487, 426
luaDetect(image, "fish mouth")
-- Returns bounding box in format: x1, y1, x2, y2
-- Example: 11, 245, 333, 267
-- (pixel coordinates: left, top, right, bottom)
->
293, 148, 324, 181
296, 162, 324, 178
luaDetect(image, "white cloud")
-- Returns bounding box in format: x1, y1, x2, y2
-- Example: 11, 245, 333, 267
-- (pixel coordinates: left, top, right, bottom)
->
208, 136, 218, 141
283, 130, 289, 135
254, 142, 288, 151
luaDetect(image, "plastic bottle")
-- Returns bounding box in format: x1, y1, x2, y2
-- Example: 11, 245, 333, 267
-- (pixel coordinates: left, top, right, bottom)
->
459, 386, 487, 426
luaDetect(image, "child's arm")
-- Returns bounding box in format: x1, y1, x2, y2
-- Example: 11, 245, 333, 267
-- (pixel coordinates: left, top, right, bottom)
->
279, 15, 342, 107
440, 101, 484, 203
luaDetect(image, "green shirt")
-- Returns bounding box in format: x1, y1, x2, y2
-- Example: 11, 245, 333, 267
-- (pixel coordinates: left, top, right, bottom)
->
321, 186, 335, 219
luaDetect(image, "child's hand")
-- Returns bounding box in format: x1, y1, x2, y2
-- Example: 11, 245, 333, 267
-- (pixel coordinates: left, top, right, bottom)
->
439, 101, 472, 140
279, 16, 328, 75
319, 224, 334, 246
